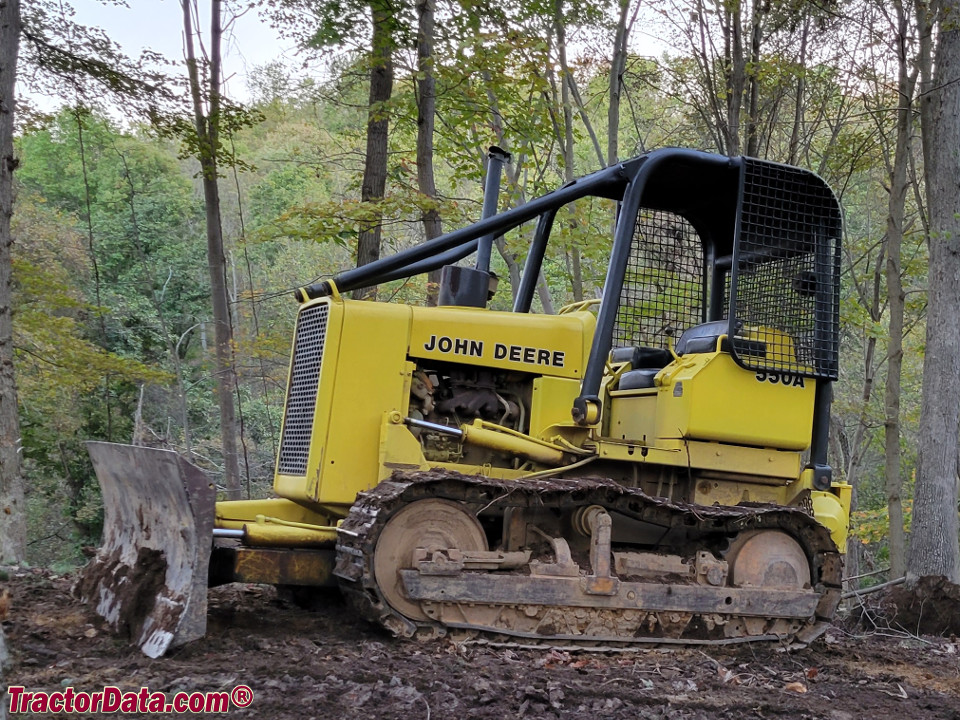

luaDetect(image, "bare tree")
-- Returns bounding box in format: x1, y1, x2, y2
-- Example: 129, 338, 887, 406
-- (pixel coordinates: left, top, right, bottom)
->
908, 0, 960, 581
662, 0, 830, 159
415, 0, 442, 305
181, 0, 241, 498
608, 0, 632, 167
0, 0, 25, 563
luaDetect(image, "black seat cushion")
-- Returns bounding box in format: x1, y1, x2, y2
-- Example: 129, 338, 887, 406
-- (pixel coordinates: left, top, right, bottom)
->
675, 320, 769, 359
618, 368, 660, 390
609, 346, 672, 369
675, 320, 732, 355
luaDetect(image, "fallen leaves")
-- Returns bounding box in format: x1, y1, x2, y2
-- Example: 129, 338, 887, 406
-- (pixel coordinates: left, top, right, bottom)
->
536, 649, 572, 668
784, 681, 808, 693
717, 664, 740, 685
535, 649, 601, 671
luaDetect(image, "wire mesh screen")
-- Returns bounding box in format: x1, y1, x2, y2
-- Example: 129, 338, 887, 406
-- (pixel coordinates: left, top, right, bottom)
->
727, 158, 841, 380
612, 210, 705, 350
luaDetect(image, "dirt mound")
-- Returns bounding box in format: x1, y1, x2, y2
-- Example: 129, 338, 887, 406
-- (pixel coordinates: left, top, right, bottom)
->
871, 575, 960, 637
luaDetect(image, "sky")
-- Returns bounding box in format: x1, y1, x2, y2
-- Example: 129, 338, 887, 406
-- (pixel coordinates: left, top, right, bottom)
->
28, 0, 299, 108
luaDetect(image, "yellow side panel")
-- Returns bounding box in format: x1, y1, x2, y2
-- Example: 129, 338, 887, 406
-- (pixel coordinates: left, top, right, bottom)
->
408, 307, 595, 379
598, 438, 803, 479
311, 301, 414, 505
655, 353, 815, 451
607, 391, 657, 443
814, 481, 852, 552
380, 410, 429, 482
529, 376, 583, 438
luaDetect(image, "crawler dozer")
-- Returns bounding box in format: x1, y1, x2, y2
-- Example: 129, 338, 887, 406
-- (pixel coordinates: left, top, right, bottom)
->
78, 148, 850, 657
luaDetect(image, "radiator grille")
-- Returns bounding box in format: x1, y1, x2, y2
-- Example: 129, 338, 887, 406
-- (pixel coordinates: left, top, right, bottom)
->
277, 303, 329, 476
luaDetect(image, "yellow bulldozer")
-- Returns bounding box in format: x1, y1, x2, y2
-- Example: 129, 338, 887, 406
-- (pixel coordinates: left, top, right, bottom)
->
76, 147, 850, 657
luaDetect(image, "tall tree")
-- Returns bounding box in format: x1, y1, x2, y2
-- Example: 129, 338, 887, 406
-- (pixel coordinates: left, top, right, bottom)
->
415, 0, 442, 305
881, 0, 916, 580
0, 0, 25, 563
908, 0, 960, 581
353, 0, 395, 300
0, 0, 19, 676
554, 0, 584, 302
181, 0, 241, 499
270, 0, 403, 298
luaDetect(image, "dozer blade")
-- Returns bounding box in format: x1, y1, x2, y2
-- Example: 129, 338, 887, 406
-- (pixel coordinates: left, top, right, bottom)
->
75, 442, 215, 658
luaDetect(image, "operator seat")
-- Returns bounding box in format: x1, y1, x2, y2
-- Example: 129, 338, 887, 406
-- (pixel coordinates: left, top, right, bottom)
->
675, 319, 768, 360
674, 320, 734, 356
612, 345, 671, 391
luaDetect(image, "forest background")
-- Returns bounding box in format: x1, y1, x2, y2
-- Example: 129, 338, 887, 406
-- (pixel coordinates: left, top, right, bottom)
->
2, 0, 958, 590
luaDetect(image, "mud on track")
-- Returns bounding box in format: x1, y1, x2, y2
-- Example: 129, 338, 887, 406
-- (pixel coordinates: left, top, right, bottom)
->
4, 569, 960, 719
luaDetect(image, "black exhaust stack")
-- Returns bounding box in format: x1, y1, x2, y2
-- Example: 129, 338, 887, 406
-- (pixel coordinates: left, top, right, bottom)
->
438, 146, 510, 308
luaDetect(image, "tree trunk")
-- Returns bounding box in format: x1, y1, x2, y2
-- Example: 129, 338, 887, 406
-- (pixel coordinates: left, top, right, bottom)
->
182, 0, 241, 498
0, 0, 24, 563
608, 0, 630, 237
908, 0, 960, 581
608, 0, 629, 167
353, 0, 394, 300
845, 334, 878, 487
556, 0, 583, 302
415, 0, 441, 306
494, 235, 522, 298
884, 0, 915, 580
744, 1, 764, 157
787, 19, 808, 165
722, 2, 745, 156
561, 65, 604, 168
537, 274, 556, 314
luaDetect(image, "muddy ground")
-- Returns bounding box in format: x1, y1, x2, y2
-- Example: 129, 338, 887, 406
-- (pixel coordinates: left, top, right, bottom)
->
3, 568, 960, 719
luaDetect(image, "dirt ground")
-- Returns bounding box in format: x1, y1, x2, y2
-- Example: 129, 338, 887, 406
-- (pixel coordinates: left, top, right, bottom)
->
4, 568, 960, 719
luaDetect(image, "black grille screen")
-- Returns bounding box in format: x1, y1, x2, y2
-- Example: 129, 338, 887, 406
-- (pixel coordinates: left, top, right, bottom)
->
277, 302, 329, 476
728, 158, 841, 379
612, 210, 705, 350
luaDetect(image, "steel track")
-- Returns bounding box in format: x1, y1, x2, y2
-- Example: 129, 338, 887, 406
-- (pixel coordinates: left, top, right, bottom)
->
334, 470, 842, 648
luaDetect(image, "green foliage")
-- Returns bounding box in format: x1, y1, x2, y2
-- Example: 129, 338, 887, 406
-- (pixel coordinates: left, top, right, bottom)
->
153, 99, 266, 174
11, 187, 171, 565
17, 108, 209, 361
853, 500, 912, 546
